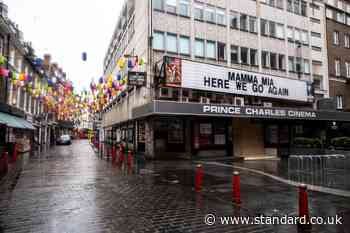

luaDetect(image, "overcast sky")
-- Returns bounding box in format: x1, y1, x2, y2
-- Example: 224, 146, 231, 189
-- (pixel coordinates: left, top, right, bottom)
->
5, 0, 122, 92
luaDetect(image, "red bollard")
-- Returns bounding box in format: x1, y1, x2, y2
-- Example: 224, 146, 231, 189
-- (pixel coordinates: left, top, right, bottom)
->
112, 145, 116, 164
127, 150, 133, 169
232, 171, 241, 204
12, 143, 17, 163
299, 184, 309, 221
118, 146, 124, 166
195, 164, 203, 192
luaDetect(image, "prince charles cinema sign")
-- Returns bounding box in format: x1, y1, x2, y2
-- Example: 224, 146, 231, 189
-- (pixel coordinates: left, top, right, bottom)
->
164, 57, 312, 102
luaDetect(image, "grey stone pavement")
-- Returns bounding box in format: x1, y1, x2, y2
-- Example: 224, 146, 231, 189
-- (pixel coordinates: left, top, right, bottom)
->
0, 140, 349, 233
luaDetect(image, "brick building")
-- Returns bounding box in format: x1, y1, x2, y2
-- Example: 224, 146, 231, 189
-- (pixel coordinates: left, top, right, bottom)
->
325, 0, 350, 111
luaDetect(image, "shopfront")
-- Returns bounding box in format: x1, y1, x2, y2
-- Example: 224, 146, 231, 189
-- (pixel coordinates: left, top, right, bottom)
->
132, 101, 350, 159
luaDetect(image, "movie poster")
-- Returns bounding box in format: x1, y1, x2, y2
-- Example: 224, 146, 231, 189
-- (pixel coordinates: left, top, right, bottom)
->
165, 57, 182, 87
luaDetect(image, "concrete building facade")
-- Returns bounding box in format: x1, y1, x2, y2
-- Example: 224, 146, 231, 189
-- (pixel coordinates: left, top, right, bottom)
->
101, 0, 350, 159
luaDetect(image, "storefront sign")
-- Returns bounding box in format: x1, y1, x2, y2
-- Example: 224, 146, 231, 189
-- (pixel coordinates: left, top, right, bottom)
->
132, 101, 350, 122
128, 71, 146, 87
164, 57, 310, 102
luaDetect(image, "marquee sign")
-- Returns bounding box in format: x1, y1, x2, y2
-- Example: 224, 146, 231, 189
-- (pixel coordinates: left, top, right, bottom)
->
164, 57, 311, 102
128, 71, 146, 87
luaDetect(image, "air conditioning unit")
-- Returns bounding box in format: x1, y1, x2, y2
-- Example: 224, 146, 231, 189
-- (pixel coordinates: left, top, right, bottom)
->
159, 87, 172, 98
263, 102, 273, 108
180, 97, 190, 103
200, 97, 210, 104
234, 97, 245, 106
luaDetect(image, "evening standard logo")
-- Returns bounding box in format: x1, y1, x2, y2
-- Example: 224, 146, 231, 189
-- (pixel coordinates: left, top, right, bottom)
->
203, 105, 317, 119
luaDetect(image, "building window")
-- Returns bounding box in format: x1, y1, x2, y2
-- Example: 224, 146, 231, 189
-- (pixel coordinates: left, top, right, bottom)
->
294, 0, 301, 14
311, 32, 321, 38
195, 39, 205, 57
301, 30, 309, 44
276, 0, 284, 9
231, 45, 239, 64
249, 16, 257, 33
346, 62, 350, 78
288, 56, 295, 72
166, 0, 177, 13
270, 53, 277, 69
287, 27, 294, 40
345, 34, 350, 48
153, 0, 164, 10
218, 42, 226, 60
294, 29, 301, 42
206, 41, 216, 59
166, 33, 177, 53
295, 57, 302, 73
240, 47, 249, 64
326, 8, 333, 18
278, 54, 286, 70
335, 59, 341, 76
304, 59, 310, 74
205, 6, 216, 23
276, 24, 284, 39
230, 11, 239, 29
153, 31, 165, 50
301, 1, 307, 16
250, 49, 258, 66
261, 19, 269, 36
287, 0, 293, 12
179, 0, 189, 16
194, 3, 204, 20
336, 95, 343, 109
216, 8, 226, 25
179, 36, 190, 55
240, 14, 248, 31
262, 51, 269, 67
337, 12, 345, 23
268, 0, 275, 7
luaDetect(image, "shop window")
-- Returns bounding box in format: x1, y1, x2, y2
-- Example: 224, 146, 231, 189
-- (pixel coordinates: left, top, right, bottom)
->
195, 38, 205, 57
250, 49, 258, 66
217, 42, 226, 60
230, 11, 239, 29
179, 0, 189, 16
240, 47, 249, 64
179, 36, 190, 55
231, 45, 239, 64
206, 41, 216, 59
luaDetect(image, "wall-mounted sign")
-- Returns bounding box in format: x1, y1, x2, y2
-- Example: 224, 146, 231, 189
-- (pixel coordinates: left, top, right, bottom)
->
128, 71, 146, 87
164, 57, 310, 102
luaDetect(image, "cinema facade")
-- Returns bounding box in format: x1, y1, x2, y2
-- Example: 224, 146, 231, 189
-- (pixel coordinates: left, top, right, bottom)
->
124, 57, 350, 160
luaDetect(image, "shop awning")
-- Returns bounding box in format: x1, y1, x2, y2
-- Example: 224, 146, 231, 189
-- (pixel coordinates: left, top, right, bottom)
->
0, 112, 35, 130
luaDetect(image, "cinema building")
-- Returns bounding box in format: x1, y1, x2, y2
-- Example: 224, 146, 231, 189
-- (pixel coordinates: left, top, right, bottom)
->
101, 0, 350, 160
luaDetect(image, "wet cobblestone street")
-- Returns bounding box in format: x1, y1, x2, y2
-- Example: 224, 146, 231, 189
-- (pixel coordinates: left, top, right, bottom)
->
0, 140, 349, 233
